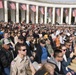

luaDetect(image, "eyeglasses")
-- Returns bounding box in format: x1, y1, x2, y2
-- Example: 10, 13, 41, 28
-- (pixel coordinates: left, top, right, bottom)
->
21, 49, 27, 51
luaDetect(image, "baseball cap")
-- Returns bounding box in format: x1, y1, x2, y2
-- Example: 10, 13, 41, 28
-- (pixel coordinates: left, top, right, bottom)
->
4, 39, 10, 44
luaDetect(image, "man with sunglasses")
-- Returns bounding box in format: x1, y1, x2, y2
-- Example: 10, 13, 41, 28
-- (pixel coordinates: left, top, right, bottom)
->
61, 45, 75, 75
15, 35, 25, 57
48, 50, 64, 75
10, 43, 35, 75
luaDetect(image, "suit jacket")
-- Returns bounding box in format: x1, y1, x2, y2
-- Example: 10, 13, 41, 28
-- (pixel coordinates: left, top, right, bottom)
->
25, 42, 33, 57
62, 54, 72, 74
65, 48, 71, 58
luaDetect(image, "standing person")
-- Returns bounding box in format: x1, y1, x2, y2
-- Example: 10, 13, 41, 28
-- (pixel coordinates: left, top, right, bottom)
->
35, 63, 55, 75
25, 36, 34, 61
10, 43, 35, 75
34, 39, 50, 64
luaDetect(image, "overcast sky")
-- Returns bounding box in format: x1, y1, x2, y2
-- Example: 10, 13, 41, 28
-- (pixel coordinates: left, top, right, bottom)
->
39, 0, 76, 2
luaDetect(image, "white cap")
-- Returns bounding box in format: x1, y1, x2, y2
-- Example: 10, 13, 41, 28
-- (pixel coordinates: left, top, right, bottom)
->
4, 39, 10, 44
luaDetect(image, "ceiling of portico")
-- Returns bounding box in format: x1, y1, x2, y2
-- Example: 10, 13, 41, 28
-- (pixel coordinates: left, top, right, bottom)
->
26, 0, 76, 4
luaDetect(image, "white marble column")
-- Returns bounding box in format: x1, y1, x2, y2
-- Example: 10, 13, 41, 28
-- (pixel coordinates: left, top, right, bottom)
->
40, 13, 43, 24
31, 11, 34, 24
16, 3, 19, 23
4, 0, 8, 22
44, 6, 47, 24
60, 7, 63, 24
36, 5, 38, 24
0, 9, 4, 21
11, 9, 15, 23
21, 9, 25, 22
26, 4, 29, 24
69, 8, 72, 25
52, 7, 55, 24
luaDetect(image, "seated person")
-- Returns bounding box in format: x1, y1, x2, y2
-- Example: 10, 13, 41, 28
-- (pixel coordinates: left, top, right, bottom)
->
48, 50, 64, 75
35, 63, 55, 75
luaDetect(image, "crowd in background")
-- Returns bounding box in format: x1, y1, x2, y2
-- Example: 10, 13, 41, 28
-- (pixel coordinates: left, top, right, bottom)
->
0, 21, 76, 75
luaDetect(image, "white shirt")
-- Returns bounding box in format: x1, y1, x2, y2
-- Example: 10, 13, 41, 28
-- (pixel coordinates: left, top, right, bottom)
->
57, 61, 61, 71
60, 36, 64, 44
63, 54, 69, 71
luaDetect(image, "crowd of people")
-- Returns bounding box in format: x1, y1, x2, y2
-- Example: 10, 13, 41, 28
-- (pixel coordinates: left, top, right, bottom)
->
0, 21, 76, 75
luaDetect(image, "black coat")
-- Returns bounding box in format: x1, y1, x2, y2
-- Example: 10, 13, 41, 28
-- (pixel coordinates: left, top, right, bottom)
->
25, 42, 33, 57
0, 61, 3, 75
54, 63, 64, 75
0, 47, 14, 68
48, 57, 64, 75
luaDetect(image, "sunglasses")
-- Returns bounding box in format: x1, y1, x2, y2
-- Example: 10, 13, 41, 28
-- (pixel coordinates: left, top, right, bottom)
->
20, 39, 24, 41
62, 49, 66, 51
63, 49, 66, 51
57, 55, 63, 58
21, 49, 27, 51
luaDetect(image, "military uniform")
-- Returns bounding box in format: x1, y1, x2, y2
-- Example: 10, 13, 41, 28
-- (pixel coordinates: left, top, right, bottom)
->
10, 55, 32, 75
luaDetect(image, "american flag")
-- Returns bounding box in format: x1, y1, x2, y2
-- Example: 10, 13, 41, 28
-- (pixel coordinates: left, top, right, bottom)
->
20, 4, 26, 10
48, 8, 52, 16
0, 0, 3, 9
10, 2, 15, 10
65, 8, 69, 16
56, 8, 60, 16
30, 5, 36, 12
40, 7, 44, 15
73, 9, 76, 17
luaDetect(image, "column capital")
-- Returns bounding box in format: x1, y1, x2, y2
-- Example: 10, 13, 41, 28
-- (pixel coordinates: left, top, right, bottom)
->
45, 6, 47, 8
69, 7, 72, 9
26, 4, 29, 7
